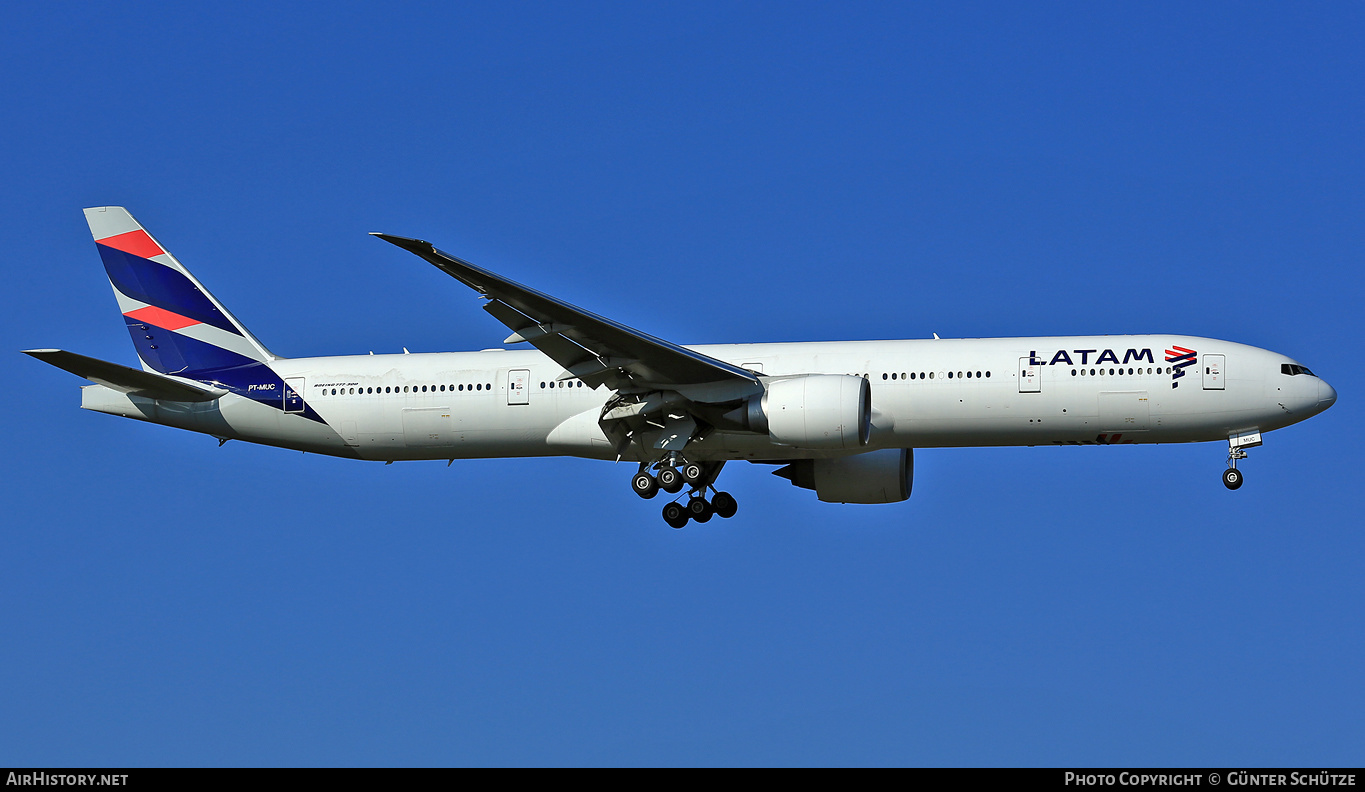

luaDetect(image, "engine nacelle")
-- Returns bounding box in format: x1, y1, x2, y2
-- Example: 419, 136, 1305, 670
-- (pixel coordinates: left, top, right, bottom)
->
744, 374, 871, 449
775, 448, 913, 504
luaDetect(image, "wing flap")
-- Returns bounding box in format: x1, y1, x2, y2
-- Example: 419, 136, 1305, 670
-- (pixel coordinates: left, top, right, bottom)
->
23, 349, 226, 402
484, 299, 594, 365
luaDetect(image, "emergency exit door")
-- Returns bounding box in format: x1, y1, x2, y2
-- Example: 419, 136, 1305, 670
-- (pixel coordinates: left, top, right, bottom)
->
1203, 355, 1225, 390
1019, 358, 1041, 392
284, 377, 305, 412
507, 369, 530, 405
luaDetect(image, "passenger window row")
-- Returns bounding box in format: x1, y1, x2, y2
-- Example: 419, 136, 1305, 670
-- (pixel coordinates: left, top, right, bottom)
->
321, 382, 493, 396
1070, 367, 1167, 377
881, 371, 992, 381
318, 378, 589, 397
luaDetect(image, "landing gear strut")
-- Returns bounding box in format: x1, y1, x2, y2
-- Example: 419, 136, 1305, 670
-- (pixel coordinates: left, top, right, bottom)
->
1224, 431, 1261, 491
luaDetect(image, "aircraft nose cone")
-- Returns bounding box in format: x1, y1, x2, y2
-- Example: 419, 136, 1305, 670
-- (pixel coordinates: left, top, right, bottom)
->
1319, 379, 1337, 409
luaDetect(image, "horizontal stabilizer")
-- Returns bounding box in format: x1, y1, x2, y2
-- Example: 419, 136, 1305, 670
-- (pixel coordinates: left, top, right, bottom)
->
22, 349, 226, 402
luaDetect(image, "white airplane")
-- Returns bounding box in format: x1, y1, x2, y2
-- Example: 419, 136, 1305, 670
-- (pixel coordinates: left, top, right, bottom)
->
26, 207, 1337, 528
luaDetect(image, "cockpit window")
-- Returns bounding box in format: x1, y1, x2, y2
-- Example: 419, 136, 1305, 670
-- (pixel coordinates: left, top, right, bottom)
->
1281, 364, 1316, 377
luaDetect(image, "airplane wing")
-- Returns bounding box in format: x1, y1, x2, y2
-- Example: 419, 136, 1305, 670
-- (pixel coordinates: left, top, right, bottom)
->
372, 234, 761, 394
23, 349, 227, 402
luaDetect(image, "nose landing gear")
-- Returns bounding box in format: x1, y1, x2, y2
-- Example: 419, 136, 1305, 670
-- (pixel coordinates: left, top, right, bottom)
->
1223, 431, 1262, 491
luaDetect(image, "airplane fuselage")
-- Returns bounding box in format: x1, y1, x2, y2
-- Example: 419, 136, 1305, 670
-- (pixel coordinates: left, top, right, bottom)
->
79, 333, 1334, 463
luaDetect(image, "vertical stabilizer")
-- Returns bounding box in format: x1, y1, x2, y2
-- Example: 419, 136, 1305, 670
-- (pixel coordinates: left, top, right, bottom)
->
85, 207, 275, 375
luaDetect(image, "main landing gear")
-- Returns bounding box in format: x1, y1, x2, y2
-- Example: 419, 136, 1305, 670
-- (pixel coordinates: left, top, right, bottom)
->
631, 456, 739, 528
1223, 431, 1262, 491
663, 490, 738, 529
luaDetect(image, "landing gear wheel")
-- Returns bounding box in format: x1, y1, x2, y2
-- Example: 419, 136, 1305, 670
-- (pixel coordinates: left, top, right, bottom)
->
687, 496, 713, 523
657, 466, 684, 493
631, 472, 659, 499
662, 501, 688, 529
711, 491, 738, 519
1223, 468, 1244, 490
681, 462, 705, 486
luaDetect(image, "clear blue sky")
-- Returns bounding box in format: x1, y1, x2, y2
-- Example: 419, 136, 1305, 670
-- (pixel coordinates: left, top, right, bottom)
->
2, 2, 1361, 766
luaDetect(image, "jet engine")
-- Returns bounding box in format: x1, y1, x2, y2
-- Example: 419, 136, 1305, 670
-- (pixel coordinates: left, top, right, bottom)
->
774, 448, 913, 504
731, 374, 871, 449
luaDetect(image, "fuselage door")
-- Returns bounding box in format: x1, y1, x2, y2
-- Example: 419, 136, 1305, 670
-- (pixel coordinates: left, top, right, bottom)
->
1018, 357, 1041, 393
284, 377, 305, 412
1203, 355, 1225, 390
508, 368, 530, 405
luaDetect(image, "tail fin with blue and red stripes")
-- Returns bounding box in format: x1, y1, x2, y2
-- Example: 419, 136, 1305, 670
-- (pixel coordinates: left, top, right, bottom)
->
85, 207, 275, 376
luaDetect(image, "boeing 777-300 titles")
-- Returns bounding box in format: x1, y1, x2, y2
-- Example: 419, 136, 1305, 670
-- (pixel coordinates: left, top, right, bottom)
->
25, 208, 1337, 528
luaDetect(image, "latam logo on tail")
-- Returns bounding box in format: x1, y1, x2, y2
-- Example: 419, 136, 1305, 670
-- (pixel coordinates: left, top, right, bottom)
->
1166, 345, 1198, 388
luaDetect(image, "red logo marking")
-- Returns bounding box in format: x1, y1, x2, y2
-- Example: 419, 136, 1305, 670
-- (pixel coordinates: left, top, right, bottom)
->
124, 305, 200, 331
97, 229, 164, 259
